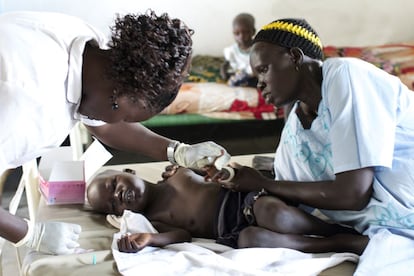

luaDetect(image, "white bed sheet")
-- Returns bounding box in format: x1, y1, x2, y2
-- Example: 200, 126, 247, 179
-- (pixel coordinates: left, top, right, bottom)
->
112, 210, 358, 276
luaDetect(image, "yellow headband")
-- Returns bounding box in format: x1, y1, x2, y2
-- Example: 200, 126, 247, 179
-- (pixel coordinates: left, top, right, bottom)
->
262, 21, 322, 49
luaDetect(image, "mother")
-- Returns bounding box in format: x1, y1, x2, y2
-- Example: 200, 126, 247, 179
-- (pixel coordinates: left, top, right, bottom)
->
222, 18, 414, 274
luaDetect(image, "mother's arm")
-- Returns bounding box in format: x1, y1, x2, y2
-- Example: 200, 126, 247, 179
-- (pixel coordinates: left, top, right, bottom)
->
271, 167, 374, 210
226, 165, 374, 211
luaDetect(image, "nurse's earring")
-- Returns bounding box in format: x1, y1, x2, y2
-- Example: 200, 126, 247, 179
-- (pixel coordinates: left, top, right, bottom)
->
295, 65, 299, 71
112, 101, 119, 110
110, 90, 119, 110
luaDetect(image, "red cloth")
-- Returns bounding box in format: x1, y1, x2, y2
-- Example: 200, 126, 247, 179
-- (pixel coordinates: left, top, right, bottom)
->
227, 92, 276, 119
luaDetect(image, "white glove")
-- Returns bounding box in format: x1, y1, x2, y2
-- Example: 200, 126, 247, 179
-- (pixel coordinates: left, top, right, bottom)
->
14, 220, 81, 255
174, 141, 231, 170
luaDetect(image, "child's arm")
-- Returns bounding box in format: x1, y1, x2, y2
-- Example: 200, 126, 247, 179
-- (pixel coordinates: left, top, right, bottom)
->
117, 222, 191, 253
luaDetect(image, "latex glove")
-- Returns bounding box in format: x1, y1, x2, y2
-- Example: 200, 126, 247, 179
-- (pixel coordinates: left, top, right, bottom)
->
174, 141, 231, 170
14, 220, 81, 255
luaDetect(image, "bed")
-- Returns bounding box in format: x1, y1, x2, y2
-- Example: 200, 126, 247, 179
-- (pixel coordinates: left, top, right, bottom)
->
145, 55, 282, 122
20, 154, 358, 276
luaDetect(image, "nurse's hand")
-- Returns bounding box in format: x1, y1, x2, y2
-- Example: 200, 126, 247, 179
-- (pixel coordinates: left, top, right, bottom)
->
15, 220, 81, 255
173, 141, 231, 170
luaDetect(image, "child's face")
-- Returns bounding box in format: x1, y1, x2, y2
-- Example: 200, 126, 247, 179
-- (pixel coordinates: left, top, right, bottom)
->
87, 170, 148, 216
233, 21, 255, 50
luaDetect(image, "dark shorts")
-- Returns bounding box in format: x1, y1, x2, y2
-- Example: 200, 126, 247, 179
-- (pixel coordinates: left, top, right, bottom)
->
214, 188, 268, 248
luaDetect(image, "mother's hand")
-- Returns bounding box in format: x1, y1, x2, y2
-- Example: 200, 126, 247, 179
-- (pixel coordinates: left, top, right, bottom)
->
220, 163, 270, 192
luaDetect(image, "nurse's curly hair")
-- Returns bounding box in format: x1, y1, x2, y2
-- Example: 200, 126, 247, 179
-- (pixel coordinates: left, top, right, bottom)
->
108, 10, 193, 113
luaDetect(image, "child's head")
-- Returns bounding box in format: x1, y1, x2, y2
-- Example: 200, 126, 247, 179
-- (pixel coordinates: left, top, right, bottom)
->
87, 169, 149, 216
107, 10, 193, 114
232, 13, 256, 51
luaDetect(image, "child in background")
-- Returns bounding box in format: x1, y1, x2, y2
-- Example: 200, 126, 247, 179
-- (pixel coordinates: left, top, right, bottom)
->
220, 13, 257, 87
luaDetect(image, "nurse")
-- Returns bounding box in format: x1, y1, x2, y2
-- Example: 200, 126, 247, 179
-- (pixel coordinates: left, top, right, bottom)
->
0, 11, 229, 254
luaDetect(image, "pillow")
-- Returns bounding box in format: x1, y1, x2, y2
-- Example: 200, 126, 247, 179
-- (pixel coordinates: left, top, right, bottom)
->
186, 55, 226, 83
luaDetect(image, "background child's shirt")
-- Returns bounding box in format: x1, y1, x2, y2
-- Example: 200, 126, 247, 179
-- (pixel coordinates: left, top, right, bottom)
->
223, 43, 252, 75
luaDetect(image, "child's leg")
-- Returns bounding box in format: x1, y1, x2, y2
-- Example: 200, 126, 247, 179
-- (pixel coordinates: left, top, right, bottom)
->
238, 226, 368, 254
252, 196, 357, 236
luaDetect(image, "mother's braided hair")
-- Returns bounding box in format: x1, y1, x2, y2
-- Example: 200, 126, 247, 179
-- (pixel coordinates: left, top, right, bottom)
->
108, 10, 193, 113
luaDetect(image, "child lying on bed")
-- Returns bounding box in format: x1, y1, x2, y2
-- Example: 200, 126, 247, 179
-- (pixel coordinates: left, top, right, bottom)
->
86, 165, 368, 254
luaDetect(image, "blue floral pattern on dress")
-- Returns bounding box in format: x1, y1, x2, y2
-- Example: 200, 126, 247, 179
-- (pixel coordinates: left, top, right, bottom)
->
298, 142, 333, 178
282, 103, 333, 179
367, 204, 414, 229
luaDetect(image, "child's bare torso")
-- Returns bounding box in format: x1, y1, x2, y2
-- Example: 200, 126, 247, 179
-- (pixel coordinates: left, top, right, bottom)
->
146, 168, 222, 238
